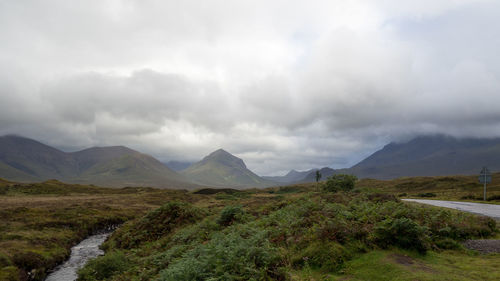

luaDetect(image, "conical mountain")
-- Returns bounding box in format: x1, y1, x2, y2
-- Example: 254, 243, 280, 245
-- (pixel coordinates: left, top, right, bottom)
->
0, 135, 194, 189
182, 149, 276, 188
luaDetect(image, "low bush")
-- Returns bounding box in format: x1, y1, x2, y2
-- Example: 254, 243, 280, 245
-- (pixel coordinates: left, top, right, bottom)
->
367, 193, 399, 203
292, 241, 349, 272
323, 174, 357, 193
109, 202, 204, 249
78, 251, 130, 281
417, 192, 437, 198
487, 194, 500, 201
434, 238, 462, 250
0, 253, 12, 267
158, 225, 282, 280
217, 205, 245, 226
373, 217, 430, 254
12, 251, 45, 271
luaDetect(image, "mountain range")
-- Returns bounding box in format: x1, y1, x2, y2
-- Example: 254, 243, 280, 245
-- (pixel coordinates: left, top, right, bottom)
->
2, 134, 500, 188
290, 135, 500, 183
0, 135, 191, 188
0, 135, 276, 189
262, 169, 314, 183
345, 135, 500, 179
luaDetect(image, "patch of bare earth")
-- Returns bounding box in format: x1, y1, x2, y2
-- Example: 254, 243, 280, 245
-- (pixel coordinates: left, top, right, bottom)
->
389, 253, 436, 273
463, 240, 500, 254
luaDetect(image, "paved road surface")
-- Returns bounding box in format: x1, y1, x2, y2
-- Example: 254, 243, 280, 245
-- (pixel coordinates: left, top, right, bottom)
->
402, 199, 500, 219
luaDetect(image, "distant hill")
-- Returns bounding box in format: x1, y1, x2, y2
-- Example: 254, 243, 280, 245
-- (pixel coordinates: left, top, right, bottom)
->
262, 169, 314, 183
181, 149, 277, 188
0, 135, 195, 189
300, 167, 337, 183
164, 160, 192, 171
347, 135, 500, 179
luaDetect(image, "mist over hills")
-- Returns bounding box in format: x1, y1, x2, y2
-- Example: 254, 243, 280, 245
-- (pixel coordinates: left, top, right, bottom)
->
2, 134, 500, 188
181, 149, 276, 188
346, 135, 500, 179
0, 135, 192, 189
293, 135, 500, 182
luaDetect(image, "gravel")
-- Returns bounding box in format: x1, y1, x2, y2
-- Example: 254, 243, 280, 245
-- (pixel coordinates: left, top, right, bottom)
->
463, 240, 500, 254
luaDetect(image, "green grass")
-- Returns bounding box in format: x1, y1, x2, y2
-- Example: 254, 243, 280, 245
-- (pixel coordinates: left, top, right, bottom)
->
1, 176, 499, 281
76, 182, 497, 281
357, 173, 500, 202
0, 179, 197, 281
338, 249, 500, 281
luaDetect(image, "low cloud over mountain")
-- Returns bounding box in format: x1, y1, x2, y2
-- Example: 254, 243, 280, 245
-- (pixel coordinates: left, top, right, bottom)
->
2, 1, 500, 175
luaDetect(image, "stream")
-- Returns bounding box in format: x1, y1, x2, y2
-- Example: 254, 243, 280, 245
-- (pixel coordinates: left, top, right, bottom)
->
44, 232, 111, 281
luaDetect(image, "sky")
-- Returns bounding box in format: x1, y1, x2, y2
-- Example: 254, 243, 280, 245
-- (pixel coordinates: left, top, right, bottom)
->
1, 0, 500, 175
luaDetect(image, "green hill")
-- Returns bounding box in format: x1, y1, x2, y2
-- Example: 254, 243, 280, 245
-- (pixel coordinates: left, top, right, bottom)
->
0, 135, 195, 189
182, 149, 276, 188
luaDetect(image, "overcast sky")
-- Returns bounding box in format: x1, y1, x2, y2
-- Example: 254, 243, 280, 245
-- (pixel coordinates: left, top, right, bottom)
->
1, 0, 500, 175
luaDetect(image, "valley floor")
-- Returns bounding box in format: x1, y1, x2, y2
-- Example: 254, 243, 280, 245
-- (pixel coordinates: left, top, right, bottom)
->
0, 177, 499, 281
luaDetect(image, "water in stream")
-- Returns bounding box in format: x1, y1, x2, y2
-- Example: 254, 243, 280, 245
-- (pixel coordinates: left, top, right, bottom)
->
45, 233, 110, 281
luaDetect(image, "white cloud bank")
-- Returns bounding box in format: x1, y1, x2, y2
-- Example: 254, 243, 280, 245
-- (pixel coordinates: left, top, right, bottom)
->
1, 0, 500, 175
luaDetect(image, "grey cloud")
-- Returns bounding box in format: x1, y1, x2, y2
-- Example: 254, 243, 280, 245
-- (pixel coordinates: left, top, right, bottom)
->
1, 1, 500, 175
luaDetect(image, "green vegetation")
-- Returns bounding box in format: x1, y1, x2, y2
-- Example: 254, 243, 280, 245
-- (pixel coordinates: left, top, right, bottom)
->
78, 251, 130, 281
181, 149, 276, 188
75, 175, 497, 281
358, 173, 500, 202
323, 174, 357, 192
0, 135, 192, 189
0, 179, 195, 281
1, 174, 499, 281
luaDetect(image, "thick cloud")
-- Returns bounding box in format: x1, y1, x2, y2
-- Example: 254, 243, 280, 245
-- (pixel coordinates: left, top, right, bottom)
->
1, 0, 500, 175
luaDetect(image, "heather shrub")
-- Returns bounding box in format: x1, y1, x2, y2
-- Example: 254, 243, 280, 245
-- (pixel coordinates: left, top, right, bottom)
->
78, 251, 129, 281
292, 241, 349, 272
158, 225, 282, 280
109, 202, 204, 249
217, 205, 245, 226
323, 175, 357, 193
373, 217, 430, 254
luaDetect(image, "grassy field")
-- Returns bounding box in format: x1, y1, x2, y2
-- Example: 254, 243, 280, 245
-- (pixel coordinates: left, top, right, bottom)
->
0, 176, 499, 281
356, 173, 500, 202
0, 179, 201, 281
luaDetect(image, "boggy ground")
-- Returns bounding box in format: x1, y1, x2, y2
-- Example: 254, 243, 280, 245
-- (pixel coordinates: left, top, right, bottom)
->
77, 184, 498, 281
0, 177, 499, 281
0, 179, 200, 281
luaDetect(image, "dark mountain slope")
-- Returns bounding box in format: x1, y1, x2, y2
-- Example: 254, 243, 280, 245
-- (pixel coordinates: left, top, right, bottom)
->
0, 135, 77, 181
0, 135, 194, 188
348, 135, 500, 179
164, 161, 192, 171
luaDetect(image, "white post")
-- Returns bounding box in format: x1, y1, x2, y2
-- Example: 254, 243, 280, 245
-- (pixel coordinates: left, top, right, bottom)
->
484, 174, 487, 201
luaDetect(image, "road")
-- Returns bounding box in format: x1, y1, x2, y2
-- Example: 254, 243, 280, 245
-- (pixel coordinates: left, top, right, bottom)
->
402, 199, 500, 220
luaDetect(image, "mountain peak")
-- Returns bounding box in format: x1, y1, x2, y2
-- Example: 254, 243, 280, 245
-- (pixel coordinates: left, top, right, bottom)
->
203, 149, 246, 169
182, 149, 275, 188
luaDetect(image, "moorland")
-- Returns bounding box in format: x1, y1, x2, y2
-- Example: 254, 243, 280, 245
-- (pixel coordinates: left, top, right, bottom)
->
0, 173, 499, 281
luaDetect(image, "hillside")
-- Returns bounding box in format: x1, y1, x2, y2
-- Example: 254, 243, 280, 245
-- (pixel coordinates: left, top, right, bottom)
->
163, 160, 192, 171
182, 149, 276, 188
262, 169, 314, 183
348, 135, 500, 179
300, 167, 337, 183
0, 135, 194, 189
